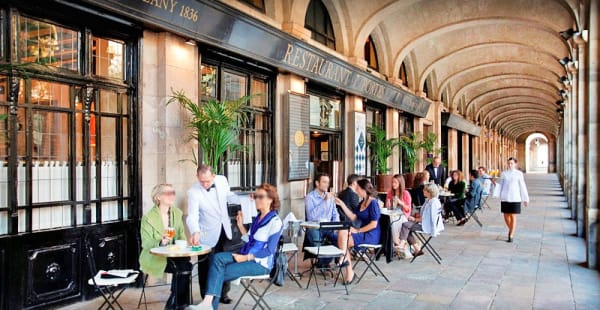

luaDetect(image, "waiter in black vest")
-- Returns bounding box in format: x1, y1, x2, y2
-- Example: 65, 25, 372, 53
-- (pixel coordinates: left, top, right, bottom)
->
425, 156, 447, 186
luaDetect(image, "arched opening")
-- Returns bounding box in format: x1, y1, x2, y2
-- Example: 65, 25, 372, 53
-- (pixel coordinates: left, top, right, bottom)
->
398, 61, 408, 86
364, 35, 379, 71
525, 133, 549, 173
304, 0, 336, 50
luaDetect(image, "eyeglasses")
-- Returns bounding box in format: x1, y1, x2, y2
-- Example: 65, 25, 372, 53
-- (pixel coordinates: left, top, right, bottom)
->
161, 190, 176, 196
254, 194, 269, 200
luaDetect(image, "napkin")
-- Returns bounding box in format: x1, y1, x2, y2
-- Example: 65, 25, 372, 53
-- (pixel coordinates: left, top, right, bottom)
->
282, 212, 298, 230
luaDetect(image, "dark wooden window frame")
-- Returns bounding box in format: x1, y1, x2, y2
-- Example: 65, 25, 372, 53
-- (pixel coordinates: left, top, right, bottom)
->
0, 9, 138, 235
305, 0, 336, 50
199, 49, 275, 192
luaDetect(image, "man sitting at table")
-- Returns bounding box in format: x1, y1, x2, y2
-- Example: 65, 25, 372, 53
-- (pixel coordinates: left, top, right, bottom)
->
304, 172, 340, 267
337, 174, 362, 226
478, 166, 492, 195
464, 170, 484, 215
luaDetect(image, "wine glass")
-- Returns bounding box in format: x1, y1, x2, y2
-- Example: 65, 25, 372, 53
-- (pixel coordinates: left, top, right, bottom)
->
165, 227, 175, 245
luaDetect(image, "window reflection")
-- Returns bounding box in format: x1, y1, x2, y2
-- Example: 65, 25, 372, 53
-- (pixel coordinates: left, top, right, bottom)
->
309, 94, 340, 129
223, 71, 247, 101
18, 16, 79, 71
92, 37, 124, 80
200, 64, 217, 100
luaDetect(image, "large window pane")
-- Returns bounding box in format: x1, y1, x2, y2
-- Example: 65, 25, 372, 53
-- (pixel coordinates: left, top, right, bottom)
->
32, 205, 71, 230
18, 16, 79, 71
200, 64, 218, 100
309, 94, 341, 129
17, 108, 27, 206
92, 37, 124, 80
32, 111, 69, 203
250, 79, 267, 108
122, 118, 128, 197
223, 71, 246, 101
0, 106, 7, 209
28, 80, 70, 108
100, 117, 117, 197
99, 89, 118, 113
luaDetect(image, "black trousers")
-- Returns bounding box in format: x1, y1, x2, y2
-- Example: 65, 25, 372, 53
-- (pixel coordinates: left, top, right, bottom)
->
165, 257, 192, 307
198, 226, 231, 299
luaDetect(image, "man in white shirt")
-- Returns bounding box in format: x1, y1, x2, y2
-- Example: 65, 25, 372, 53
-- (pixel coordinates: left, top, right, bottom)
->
187, 165, 240, 304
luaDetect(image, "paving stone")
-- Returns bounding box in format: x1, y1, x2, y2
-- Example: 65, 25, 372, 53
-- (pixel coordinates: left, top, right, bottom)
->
58, 174, 600, 310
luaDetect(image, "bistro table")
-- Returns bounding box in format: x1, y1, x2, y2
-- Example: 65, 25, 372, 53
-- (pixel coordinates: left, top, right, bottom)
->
377, 208, 405, 263
150, 245, 212, 309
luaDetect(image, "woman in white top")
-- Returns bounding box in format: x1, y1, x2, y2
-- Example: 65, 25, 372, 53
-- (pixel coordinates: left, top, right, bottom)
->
493, 157, 529, 242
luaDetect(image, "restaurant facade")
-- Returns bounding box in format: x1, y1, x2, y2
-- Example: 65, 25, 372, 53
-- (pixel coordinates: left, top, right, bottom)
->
0, 0, 500, 308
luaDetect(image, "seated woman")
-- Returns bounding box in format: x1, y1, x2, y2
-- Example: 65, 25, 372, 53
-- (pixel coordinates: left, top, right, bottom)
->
385, 175, 412, 249
139, 184, 191, 309
193, 183, 282, 310
335, 179, 381, 285
396, 182, 445, 256
409, 172, 429, 208
444, 170, 467, 225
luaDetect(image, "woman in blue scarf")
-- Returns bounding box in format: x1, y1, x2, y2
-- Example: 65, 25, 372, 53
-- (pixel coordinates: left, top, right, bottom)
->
192, 183, 282, 310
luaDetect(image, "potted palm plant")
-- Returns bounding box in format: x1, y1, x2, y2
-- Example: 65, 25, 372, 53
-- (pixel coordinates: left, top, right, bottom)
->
399, 132, 425, 189
168, 90, 252, 174
421, 132, 440, 165
367, 125, 400, 192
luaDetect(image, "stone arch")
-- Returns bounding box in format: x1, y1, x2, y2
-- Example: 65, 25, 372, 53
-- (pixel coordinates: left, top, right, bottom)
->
525, 133, 550, 173
286, 0, 350, 53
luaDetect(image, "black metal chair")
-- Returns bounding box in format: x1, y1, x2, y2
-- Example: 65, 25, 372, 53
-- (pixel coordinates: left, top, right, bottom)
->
410, 209, 443, 264
303, 221, 351, 296
463, 187, 485, 227
351, 242, 390, 284
232, 236, 285, 310
85, 238, 139, 310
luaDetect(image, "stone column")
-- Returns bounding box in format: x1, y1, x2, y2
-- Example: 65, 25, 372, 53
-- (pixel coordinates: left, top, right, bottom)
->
447, 128, 458, 170
575, 41, 588, 237
140, 31, 199, 213
462, 132, 470, 172
569, 60, 578, 220
387, 108, 400, 174
585, 0, 599, 269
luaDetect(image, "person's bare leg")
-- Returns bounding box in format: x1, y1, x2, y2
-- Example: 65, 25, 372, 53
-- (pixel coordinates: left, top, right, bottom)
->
509, 214, 517, 238
344, 231, 354, 282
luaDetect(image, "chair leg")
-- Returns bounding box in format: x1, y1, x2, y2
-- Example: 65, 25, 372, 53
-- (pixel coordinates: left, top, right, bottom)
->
137, 274, 148, 310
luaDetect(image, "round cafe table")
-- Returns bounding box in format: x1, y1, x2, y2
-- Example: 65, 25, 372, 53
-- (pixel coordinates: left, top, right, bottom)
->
150, 245, 212, 309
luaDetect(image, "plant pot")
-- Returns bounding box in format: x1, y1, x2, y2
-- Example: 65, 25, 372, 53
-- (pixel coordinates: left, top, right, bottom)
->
376, 174, 393, 193
403, 172, 416, 189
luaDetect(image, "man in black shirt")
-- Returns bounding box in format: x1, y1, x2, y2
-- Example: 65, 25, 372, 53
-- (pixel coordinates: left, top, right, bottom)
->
337, 174, 362, 227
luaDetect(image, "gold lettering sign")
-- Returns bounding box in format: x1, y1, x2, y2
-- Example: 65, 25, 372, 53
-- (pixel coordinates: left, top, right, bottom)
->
141, 0, 199, 23
281, 43, 359, 89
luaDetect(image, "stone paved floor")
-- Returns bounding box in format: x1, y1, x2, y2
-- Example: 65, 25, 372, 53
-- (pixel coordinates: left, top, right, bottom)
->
59, 174, 600, 310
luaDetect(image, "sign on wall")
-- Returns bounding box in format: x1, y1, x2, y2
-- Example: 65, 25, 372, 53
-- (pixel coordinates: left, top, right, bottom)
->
354, 112, 366, 175
287, 92, 310, 180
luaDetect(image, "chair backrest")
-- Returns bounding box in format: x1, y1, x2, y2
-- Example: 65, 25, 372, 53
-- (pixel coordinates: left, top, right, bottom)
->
319, 221, 350, 231
84, 238, 100, 286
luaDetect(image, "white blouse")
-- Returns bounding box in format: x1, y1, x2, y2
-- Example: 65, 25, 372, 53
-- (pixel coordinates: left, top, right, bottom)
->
494, 169, 529, 203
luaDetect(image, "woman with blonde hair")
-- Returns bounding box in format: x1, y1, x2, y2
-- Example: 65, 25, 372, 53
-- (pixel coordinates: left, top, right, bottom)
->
139, 184, 191, 309
396, 183, 444, 256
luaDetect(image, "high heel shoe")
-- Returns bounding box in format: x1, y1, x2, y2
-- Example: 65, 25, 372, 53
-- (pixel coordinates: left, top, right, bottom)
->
344, 273, 357, 285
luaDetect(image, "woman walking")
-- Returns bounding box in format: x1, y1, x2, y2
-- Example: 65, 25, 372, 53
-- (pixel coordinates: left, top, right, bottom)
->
494, 157, 529, 242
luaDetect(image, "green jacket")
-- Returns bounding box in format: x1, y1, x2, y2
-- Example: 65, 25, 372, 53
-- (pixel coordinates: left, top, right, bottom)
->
139, 206, 187, 278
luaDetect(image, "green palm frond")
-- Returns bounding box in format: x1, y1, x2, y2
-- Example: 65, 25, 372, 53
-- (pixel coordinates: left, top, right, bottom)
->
168, 89, 259, 173
367, 125, 400, 174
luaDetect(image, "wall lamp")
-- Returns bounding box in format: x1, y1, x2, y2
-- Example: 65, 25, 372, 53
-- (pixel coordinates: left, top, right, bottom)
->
559, 29, 577, 40
559, 90, 569, 99
558, 57, 572, 66
559, 76, 571, 85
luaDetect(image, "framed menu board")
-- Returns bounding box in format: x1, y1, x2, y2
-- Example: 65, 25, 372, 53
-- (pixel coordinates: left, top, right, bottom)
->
287, 92, 310, 180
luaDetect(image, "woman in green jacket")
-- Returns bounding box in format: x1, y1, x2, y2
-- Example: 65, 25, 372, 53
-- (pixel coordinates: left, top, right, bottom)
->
140, 184, 191, 309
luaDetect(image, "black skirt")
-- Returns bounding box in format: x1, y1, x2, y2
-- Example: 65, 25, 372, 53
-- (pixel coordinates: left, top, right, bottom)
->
501, 201, 521, 214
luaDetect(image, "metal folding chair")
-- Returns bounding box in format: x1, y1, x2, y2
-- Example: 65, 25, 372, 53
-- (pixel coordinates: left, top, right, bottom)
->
282, 243, 302, 288
304, 221, 351, 296
233, 237, 285, 310
464, 193, 484, 227
85, 239, 139, 310
351, 243, 390, 284
410, 210, 443, 264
